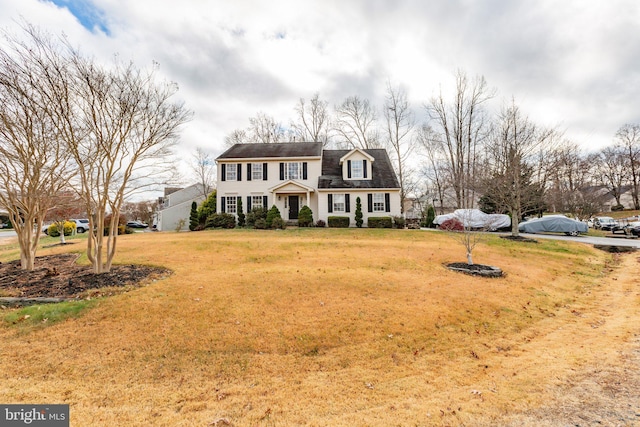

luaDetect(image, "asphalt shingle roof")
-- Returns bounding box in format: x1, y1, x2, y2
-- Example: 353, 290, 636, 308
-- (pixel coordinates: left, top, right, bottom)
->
217, 142, 323, 159
318, 149, 400, 190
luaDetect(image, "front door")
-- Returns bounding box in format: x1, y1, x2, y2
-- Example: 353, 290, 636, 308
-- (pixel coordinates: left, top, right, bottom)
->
288, 196, 299, 220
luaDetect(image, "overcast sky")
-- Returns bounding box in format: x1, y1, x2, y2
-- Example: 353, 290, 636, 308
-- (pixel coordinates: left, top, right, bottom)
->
1, 0, 639, 187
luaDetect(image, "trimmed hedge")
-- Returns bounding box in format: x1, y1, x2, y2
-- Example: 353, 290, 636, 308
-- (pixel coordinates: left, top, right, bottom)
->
328, 216, 350, 228
205, 213, 236, 229
367, 216, 393, 228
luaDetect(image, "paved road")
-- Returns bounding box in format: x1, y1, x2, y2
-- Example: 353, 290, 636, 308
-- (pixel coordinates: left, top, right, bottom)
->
0, 230, 16, 240
516, 232, 640, 248
422, 227, 640, 249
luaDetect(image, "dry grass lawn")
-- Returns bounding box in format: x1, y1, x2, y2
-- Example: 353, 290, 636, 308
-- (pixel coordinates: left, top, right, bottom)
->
1, 228, 639, 426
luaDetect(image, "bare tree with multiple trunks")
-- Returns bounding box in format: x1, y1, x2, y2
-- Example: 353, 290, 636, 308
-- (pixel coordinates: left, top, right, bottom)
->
0, 24, 191, 273
0, 26, 75, 270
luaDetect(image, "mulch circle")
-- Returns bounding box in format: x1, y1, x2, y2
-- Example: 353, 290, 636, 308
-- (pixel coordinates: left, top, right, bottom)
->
446, 262, 503, 277
0, 253, 171, 300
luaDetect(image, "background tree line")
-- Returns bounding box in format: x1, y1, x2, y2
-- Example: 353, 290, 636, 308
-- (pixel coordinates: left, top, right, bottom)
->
223, 70, 640, 236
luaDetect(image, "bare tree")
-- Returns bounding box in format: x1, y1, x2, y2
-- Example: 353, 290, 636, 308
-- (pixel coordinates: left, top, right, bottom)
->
248, 111, 286, 144
416, 124, 448, 214
9, 30, 193, 274
224, 128, 248, 147
484, 100, 558, 236
190, 147, 216, 198
426, 70, 494, 209
68, 57, 191, 273
0, 25, 74, 270
384, 82, 415, 213
615, 123, 640, 209
544, 142, 599, 216
595, 145, 627, 208
334, 95, 381, 149
292, 93, 333, 146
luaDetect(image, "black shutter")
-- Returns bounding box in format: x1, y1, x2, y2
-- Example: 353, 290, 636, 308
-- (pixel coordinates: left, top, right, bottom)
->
247, 196, 251, 211
303, 162, 308, 180
237, 196, 242, 213
263, 196, 268, 207
347, 160, 352, 178
221, 197, 226, 213
345, 194, 351, 213
247, 163, 252, 181
385, 193, 391, 212
237, 164, 242, 181
363, 160, 367, 178
367, 194, 373, 213
263, 163, 268, 180
328, 194, 333, 213
221, 164, 226, 181
280, 163, 284, 180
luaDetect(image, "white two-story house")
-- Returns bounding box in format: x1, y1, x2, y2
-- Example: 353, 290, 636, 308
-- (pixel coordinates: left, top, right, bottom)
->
215, 142, 401, 226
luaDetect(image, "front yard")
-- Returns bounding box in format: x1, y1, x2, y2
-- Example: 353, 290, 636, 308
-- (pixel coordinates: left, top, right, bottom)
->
0, 229, 638, 426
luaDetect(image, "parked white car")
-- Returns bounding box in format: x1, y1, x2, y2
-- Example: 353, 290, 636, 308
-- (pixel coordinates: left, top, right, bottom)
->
433, 209, 511, 231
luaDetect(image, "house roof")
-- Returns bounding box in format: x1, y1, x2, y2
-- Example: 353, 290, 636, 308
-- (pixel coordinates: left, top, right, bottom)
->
216, 142, 323, 160
318, 149, 400, 190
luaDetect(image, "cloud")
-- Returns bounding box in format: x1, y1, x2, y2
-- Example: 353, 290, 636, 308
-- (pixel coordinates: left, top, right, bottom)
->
2, 0, 640, 189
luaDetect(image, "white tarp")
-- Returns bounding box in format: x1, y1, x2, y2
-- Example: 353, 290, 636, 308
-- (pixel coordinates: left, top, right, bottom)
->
433, 209, 511, 230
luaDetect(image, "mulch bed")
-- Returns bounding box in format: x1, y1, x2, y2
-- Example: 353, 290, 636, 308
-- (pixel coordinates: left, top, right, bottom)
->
446, 262, 503, 277
0, 253, 171, 299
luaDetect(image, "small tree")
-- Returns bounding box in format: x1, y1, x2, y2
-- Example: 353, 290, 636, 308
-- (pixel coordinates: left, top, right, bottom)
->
237, 198, 245, 227
197, 190, 217, 225
298, 205, 314, 227
355, 197, 363, 228
440, 211, 499, 265
266, 205, 281, 228
189, 201, 199, 231
424, 205, 436, 228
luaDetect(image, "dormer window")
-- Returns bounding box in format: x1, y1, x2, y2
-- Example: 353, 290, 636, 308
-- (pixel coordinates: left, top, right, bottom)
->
347, 159, 368, 179
351, 160, 363, 178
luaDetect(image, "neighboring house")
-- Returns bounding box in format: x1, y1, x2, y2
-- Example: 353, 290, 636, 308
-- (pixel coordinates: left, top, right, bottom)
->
155, 183, 208, 231
215, 142, 401, 226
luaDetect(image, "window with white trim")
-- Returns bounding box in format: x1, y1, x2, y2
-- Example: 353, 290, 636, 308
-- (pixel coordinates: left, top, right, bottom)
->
225, 164, 237, 181
351, 160, 363, 178
333, 194, 345, 212
226, 197, 237, 214
373, 193, 385, 212
251, 195, 263, 209
252, 163, 263, 180
285, 162, 303, 180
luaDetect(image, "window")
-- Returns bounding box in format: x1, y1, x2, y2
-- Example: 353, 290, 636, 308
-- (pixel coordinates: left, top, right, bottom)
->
373, 193, 385, 212
226, 197, 237, 214
286, 162, 302, 180
333, 194, 345, 212
251, 196, 263, 209
351, 160, 363, 178
252, 163, 263, 180
225, 164, 237, 181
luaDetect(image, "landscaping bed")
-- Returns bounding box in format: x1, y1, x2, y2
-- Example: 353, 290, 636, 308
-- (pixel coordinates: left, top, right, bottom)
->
0, 253, 170, 304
